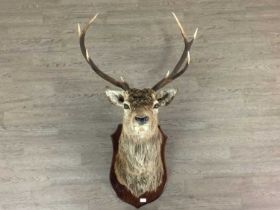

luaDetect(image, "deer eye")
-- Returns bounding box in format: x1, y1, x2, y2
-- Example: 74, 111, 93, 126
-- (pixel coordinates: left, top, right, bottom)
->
124, 103, 130, 109
153, 103, 160, 109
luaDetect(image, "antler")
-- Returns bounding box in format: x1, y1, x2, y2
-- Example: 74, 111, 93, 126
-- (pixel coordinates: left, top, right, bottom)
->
152, 12, 198, 91
78, 14, 130, 90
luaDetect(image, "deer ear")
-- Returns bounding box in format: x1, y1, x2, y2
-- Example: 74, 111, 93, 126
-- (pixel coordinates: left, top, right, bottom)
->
156, 89, 177, 106
105, 89, 125, 107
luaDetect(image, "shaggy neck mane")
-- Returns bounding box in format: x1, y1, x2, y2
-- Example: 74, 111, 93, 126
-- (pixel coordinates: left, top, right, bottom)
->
114, 127, 164, 197
122, 125, 159, 142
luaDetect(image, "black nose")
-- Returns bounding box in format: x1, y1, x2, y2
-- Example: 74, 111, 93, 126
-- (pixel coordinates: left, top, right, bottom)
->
135, 116, 149, 124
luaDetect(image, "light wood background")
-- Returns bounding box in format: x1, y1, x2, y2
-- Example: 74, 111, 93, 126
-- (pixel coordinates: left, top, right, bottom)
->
0, 0, 280, 209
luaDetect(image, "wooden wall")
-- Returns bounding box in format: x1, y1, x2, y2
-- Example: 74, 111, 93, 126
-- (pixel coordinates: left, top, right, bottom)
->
0, 0, 280, 209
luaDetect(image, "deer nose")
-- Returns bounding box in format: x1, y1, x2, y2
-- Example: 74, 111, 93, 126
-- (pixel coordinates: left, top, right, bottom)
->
135, 116, 149, 124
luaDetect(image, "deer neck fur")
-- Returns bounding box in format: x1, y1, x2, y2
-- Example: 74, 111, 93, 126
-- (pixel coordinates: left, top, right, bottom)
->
114, 126, 164, 197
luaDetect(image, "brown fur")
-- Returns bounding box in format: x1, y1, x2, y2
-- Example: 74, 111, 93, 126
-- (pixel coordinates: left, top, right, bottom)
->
110, 124, 168, 208
127, 88, 155, 109
114, 128, 164, 197
111, 89, 165, 197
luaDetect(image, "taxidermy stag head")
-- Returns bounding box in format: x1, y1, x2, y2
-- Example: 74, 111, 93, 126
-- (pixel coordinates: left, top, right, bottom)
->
78, 13, 198, 208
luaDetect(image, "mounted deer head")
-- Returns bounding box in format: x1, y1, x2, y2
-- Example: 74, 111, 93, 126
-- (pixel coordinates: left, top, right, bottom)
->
78, 13, 198, 208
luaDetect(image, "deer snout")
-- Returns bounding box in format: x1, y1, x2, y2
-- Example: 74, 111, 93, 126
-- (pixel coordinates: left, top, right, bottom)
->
135, 115, 149, 125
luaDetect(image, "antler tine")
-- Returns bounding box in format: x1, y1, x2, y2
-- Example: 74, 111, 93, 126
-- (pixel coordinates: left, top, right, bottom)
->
172, 12, 187, 41
78, 14, 130, 90
152, 13, 197, 91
